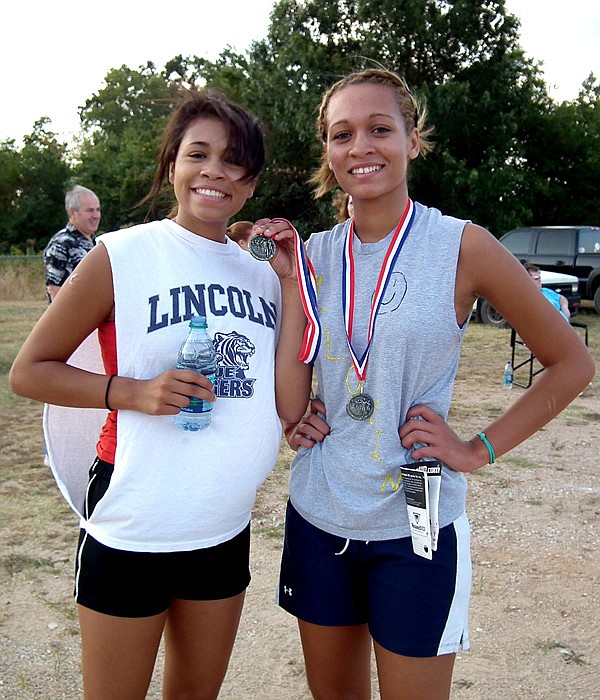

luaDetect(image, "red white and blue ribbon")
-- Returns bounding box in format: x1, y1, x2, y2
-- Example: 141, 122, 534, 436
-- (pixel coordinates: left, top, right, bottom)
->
342, 198, 415, 382
270, 218, 321, 364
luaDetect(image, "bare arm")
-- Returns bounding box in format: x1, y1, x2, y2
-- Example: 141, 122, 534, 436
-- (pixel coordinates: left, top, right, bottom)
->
400, 224, 595, 471
46, 283, 60, 302
275, 277, 313, 423
10, 244, 215, 414
559, 294, 571, 319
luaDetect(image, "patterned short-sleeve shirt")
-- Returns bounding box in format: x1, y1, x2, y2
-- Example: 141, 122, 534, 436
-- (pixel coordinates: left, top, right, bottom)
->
43, 223, 96, 288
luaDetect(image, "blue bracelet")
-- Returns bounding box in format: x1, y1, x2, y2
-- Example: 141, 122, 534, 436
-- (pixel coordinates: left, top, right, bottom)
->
476, 431, 496, 465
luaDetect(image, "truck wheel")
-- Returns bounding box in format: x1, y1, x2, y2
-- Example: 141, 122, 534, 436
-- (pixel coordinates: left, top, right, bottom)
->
479, 300, 509, 328
594, 287, 600, 315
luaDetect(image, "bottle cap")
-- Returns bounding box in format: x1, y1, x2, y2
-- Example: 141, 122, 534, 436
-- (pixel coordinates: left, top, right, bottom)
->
189, 315, 207, 328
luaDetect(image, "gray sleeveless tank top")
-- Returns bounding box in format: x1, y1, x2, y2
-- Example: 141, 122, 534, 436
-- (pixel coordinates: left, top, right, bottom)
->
289, 202, 470, 540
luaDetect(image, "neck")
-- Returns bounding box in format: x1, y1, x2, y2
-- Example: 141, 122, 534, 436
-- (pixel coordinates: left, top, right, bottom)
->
174, 216, 228, 243
351, 193, 411, 243
76, 228, 94, 242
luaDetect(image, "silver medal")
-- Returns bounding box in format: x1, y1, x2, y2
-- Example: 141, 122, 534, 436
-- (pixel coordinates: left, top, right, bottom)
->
248, 234, 276, 261
346, 392, 375, 421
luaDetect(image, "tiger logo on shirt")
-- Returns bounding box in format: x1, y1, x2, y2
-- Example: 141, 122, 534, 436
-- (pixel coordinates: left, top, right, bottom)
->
213, 331, 256, 398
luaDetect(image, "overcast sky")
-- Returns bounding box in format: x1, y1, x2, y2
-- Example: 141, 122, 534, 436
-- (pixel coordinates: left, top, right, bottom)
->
1, 0, 598, 145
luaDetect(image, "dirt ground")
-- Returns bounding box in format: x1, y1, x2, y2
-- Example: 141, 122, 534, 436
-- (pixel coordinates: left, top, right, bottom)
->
1, 312, 599, 699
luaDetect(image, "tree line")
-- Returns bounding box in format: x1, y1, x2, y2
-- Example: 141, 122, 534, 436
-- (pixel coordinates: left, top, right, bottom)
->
1, 0, 599, 254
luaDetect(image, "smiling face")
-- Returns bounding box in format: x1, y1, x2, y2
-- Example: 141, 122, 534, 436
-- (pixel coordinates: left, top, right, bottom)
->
170, 116, 256, 240
69, 192, 101, 239
325, 83, 420, 212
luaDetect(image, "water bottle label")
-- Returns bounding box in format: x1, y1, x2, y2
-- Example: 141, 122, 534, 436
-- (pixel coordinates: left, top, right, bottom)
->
179, 373, 216, 414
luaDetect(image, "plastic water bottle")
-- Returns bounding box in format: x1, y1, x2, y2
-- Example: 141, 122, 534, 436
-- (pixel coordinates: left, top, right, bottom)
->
173, 316, 217, 431
503, 361, 514, 390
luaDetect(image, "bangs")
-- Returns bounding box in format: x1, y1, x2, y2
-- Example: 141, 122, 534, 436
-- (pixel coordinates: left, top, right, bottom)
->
204, 94, 265, 183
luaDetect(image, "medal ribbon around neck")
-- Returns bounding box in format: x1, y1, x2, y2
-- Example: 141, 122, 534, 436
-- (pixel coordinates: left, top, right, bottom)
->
270, 218, 321, 364
342, 198, 415, 382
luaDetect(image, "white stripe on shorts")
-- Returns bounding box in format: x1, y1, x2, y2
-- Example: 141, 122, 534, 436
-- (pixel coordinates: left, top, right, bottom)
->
74, 472, 96, 602
437, 512, 471, 654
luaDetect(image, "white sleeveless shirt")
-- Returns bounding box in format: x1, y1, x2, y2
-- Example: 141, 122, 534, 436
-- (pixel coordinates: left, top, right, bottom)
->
61, 219, 282, 552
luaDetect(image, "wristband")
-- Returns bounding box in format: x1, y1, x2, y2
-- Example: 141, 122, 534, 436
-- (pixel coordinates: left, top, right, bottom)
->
476, 431, 496, 464
104, 375, 117, 412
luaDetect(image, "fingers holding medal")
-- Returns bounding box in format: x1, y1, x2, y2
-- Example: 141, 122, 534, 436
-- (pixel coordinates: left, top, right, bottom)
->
249, 219, 299, 281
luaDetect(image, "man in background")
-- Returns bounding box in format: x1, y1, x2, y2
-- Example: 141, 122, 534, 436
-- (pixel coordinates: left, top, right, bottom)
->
44, 185, 101, 302
524, 262, 571, 320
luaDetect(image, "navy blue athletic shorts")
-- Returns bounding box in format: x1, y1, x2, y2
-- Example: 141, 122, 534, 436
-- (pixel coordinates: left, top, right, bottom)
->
277, 500, 471, 657
74, 458, 251, 618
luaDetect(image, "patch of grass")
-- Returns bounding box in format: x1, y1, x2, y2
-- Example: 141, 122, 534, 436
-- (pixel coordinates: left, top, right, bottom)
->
448, 401, 502, 423
0, 301, 45, 382
524, 497, 543, 506
1, 553, 56, 576
469, 468, 493, 478
576, 411, 600, 422
563, 405, 600, 426
254, 523, 285, 540
54, 650, 67, 681
47, 599, 78, 621
536, 640, 588, 666
503, 456, 540, 470
0, 258, 45, 302
472, 571, 485, 595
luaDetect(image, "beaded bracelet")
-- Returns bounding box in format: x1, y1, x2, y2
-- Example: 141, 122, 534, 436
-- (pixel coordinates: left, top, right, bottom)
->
476, 431, 496, 465
104, 375, 117, 412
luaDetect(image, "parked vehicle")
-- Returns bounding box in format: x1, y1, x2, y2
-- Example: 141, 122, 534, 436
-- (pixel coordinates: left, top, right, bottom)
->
475, 270, 581, 327
499, 226, 600, 313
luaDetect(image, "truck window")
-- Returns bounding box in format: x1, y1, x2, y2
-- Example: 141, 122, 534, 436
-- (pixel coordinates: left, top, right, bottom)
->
579, 229, 600, 254
535, 229, 575, 255
501, 229, 532, 255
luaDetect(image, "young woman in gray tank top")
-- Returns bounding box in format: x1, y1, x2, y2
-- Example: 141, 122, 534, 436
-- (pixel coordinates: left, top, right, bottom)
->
257, 68, 594, 700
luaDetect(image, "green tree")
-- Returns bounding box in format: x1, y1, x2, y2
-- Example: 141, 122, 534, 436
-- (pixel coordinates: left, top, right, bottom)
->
0, 139, 21, 250
0, 119, 72, 253
9, 0, 591, 249
192, 0, 548, 236
518, 73, 600, 225
74, 63, 178, 232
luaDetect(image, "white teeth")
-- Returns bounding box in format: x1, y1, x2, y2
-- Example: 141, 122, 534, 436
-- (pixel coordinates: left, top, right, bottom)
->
194, 188, 226, 199
352, 165, 381, 175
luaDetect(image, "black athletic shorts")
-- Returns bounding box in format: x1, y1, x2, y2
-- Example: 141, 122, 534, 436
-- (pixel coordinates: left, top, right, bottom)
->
74, 458, 251, 617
